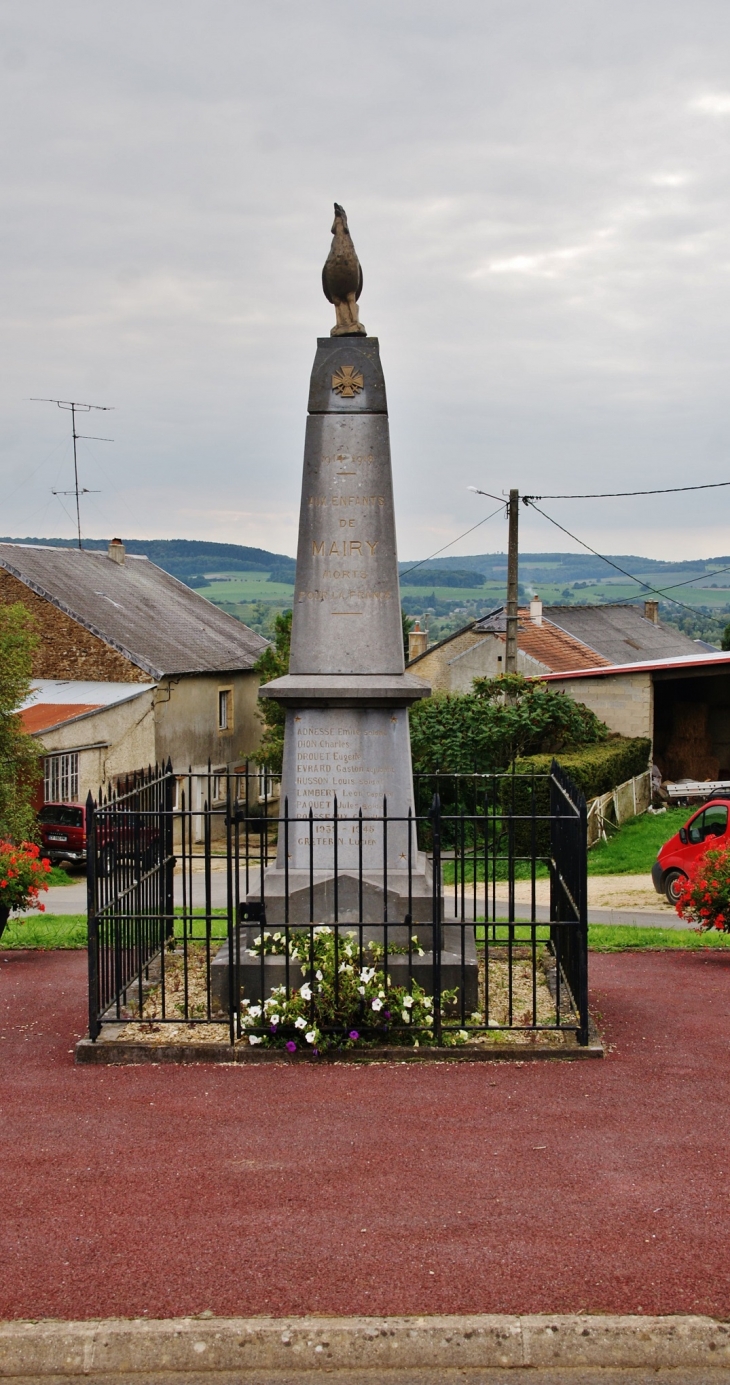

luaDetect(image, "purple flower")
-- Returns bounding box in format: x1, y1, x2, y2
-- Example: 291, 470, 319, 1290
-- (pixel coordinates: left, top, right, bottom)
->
286, 1040, 297, 1052
349, 1030, 359, 1041
383, 1011, 391, 1020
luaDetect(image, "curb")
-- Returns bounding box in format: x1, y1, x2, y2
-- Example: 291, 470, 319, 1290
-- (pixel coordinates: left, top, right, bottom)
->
1, 1314, 728, 1377
74, 1035, 604, 1066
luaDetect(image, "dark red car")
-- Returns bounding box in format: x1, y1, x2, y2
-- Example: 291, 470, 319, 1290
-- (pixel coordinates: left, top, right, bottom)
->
38, 802, 86, 867
652, 797, 730, 905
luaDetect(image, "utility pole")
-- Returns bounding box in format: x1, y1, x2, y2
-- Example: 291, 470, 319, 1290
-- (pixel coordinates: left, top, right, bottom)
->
31, 398, 113, 548
505, 488, 519, 673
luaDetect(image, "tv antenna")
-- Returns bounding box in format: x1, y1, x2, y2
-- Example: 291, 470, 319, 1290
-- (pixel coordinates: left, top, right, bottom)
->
31, 398, 114, 548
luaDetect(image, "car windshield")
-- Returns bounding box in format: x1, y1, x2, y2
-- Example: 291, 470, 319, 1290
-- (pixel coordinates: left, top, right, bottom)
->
39, 805, 84, 827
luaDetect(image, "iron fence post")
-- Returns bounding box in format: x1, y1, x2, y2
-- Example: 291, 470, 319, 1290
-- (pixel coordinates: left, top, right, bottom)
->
86, 791, 100, 1041
430, 793, 442, 1044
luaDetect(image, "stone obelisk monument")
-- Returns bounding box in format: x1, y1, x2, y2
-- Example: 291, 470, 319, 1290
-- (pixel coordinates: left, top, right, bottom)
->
258, 204, 433, 924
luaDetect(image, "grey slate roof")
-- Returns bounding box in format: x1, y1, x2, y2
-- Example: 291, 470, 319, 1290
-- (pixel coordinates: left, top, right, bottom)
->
0, 543, 268, 679
542, 604, 699, 665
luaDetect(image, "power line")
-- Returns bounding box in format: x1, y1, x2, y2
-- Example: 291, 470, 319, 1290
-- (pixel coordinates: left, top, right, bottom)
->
524, 499, 706, 615
399, 503, 506, 581
523, 480, 730, 500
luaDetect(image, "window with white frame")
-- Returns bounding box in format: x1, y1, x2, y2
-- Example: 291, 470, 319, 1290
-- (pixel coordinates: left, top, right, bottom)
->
44, 752, 79, 803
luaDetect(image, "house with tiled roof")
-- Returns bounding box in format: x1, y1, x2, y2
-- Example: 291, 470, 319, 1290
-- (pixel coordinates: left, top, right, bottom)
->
406, 597, 613, 693
1, 539, 269, 805
407, 598, 730, 781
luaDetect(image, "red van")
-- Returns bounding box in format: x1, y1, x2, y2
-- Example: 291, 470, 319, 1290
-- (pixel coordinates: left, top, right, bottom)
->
38, 802, 86, 867
652, 798, 730, 905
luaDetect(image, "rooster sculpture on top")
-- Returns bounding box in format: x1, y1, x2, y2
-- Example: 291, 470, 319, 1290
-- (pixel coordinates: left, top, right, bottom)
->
322, 202, 367, 336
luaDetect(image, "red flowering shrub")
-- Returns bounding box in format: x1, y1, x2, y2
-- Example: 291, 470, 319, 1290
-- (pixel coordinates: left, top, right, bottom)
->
0, 840, 51, 915
675, 841, 730, 932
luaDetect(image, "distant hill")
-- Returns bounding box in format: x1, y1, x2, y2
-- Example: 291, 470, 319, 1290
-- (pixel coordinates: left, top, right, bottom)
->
399, 551, 730, 583
3, 536, 728, 594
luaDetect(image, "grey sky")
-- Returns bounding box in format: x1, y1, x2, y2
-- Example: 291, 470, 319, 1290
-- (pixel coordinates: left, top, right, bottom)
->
2, 1, 730, 562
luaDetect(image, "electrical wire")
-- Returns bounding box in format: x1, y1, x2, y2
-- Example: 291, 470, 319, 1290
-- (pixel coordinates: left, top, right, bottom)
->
399, 503, 506, 581
524, 481, 730, 500
524, 499, 708, 615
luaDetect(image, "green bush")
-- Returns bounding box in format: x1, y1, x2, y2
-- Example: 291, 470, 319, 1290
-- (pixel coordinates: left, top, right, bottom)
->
501, 737, 651, 855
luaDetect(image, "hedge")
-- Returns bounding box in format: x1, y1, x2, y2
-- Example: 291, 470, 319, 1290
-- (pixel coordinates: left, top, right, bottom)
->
500, 736, 651, 855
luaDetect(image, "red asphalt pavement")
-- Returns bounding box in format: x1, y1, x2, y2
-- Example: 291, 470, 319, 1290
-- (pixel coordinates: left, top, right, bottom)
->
1, 947, 729, 1322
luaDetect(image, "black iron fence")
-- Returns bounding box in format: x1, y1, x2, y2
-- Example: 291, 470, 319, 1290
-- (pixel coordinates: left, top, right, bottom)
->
86, 760, 589, 1050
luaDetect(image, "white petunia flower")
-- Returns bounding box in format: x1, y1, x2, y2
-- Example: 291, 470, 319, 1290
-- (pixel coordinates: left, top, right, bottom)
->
248, 1005, 262, 1018
371, 998, 383, 1012
424, 997, 433, 1009
458, 1030, 469, 1040
269, 1015, 279, 1027
248, 1035, 263, 1045
358, 985, 366, 996
305, 1030, 317, 1044
401, 1010, 411, 1024
316, 969, 323, 981
299, 983, 312, 1001
402, 995, 414, 1009
294, 1016, 307, 1030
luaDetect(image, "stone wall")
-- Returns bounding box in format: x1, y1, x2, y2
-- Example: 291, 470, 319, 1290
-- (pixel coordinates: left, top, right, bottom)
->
548, 671, 653, 743
0, 569, 148, 682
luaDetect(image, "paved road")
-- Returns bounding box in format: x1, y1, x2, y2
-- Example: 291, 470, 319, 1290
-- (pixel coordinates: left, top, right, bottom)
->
26, 874, 689, 929
1, 948, 729, 1321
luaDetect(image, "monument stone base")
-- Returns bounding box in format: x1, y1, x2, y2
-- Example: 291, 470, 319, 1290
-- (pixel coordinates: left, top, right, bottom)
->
211, 922, 479, 1017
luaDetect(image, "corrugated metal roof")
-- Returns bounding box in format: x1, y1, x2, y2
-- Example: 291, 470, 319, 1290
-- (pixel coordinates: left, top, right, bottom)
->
539, 651, 730, 680
0, 543, 268, 678
543, 603, 700, 663
20, 703, 102, 733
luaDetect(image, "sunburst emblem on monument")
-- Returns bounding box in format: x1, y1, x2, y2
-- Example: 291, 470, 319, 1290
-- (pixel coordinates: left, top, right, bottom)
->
331, 365, 364, 397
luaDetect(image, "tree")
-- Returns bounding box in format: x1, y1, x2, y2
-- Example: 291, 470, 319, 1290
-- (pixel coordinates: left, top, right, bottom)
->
408, 671, 607, 775
253, 609, 292, 773
722, 623, 730, 652
0, 603, 41, 842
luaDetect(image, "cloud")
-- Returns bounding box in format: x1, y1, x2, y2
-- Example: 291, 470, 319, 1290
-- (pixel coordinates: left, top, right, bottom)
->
689, 92, 730, 114
1, 0, 730, 566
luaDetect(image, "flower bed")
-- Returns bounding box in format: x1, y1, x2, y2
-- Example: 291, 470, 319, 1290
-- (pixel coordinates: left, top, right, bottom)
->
112, 927, 570, 1051
0, 841, 51, 941
675, 841, 730, 933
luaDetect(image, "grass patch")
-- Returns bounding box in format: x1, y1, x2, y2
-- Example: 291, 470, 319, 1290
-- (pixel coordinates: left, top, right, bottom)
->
587, 924, 730, 951
2, 913, 87, 949
441, 807, 690, 885
587, 808, 689, 875
46, 865, 82, 887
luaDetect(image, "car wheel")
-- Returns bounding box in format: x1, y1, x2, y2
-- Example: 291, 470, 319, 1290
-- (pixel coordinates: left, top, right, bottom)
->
664, 869, 686, 906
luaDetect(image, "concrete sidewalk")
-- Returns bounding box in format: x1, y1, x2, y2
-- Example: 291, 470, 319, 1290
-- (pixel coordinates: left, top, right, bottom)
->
2, 1313, 730, 1382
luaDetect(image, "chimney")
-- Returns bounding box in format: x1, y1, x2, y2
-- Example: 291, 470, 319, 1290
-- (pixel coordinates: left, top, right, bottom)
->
644, 599, 659, 624
529, 595, 543, 626
408, 620, 428, 661
108, 538, 125, 565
